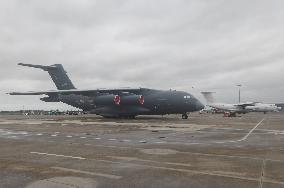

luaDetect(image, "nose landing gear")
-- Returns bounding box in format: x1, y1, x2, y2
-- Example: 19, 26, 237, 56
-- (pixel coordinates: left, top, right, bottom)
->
182, 113, 188, 119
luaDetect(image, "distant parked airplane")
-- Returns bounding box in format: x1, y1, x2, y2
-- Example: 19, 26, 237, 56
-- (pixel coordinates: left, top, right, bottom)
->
246, 102, 281, 113
200, 92, 280, 117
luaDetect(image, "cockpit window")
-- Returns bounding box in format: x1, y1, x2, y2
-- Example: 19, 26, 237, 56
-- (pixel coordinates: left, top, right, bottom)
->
184, 96, 191, 99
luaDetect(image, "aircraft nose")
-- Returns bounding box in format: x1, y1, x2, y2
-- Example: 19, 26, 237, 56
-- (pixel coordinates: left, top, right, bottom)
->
195, 100, 204, 111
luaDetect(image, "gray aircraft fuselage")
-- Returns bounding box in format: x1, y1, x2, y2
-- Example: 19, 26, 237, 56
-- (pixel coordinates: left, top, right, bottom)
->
55, 89, 203, 117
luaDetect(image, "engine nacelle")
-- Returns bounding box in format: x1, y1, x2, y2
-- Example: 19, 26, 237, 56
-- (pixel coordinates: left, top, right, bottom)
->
94, 94, 120, 105
120, 95, 144, 105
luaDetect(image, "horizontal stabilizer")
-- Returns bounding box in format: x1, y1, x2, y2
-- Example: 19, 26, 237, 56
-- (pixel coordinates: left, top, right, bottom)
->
18, 63, 57, 71
18, 63, 76, 90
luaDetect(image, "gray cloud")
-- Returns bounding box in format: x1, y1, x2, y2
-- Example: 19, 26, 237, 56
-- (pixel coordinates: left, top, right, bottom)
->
0, 0, 284, 110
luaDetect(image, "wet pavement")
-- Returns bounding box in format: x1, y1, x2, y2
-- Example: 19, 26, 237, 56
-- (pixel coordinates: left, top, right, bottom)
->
0, 113, 283, 188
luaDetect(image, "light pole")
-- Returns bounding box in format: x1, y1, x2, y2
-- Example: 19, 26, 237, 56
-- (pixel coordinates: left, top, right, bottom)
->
236, 84, 242, 103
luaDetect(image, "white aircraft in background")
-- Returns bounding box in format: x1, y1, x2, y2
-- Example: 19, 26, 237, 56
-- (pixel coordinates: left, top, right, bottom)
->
200, 92, 254, 117
200, 92, 281, 117
199, 105, 231, 114
246, 102, 281, 113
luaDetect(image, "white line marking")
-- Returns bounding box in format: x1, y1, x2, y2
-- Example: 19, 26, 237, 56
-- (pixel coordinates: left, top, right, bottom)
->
228, 140, 238, 143
72, 143, 284, 162
101, 156, 284, 184
155, 141, 166, 144
51, 167, 121, 179
212, 128, 244, 131
36, 133, 43, 136
238, 118, 265, 141
95, 138, 101, 140
66, 135, 72, 138
186, 143, 201, 145
30, 152, 86, 160
51, 135, 57, 137
139, 140, 147, 143
108, 139, 117, 141
214, 141, 225, 144
123, 139, 131, 142
80, 137, 86, 139
259, 129, 284, 132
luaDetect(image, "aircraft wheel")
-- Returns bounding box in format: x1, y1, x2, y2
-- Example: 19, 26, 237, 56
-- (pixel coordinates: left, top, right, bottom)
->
229, 112, 236, 117
128, 115, 136, 119
224, 112, 229, 117
182, 114, 188, 119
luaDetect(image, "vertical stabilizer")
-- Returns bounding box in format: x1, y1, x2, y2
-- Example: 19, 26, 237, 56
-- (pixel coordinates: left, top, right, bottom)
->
18, 63, 76, 90
201, 92, 216, 104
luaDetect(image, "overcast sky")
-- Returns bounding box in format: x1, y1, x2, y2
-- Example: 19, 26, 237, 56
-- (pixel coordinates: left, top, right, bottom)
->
1, 0, 284, 110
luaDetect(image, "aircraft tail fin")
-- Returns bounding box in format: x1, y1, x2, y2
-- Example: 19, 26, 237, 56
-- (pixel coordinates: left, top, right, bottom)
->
201, 92, 216, 104
18, 63, 76, 90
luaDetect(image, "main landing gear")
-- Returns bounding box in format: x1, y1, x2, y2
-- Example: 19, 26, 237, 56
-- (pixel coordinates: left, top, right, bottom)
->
182, 113, 188, 119
224, 112, 237, 117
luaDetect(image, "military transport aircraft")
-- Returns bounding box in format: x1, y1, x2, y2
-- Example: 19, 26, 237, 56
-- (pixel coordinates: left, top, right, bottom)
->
9, 63, 204, 119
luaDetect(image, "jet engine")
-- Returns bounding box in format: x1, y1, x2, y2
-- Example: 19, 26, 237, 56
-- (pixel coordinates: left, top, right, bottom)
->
120, 95, 144, 105
94, 94, 121, 105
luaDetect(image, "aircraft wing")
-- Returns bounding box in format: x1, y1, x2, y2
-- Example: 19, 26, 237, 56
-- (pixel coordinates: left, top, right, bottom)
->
8, 88, 152, 96
234, 102, 256, 109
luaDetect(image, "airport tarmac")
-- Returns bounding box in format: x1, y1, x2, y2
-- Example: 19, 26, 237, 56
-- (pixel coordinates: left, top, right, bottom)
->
0, 113, 283, 188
